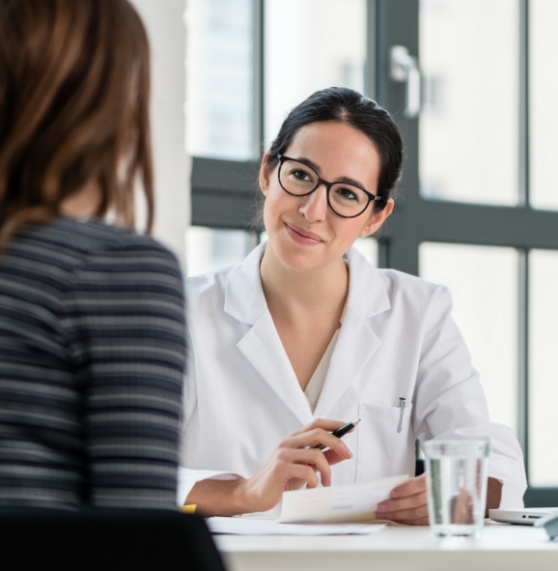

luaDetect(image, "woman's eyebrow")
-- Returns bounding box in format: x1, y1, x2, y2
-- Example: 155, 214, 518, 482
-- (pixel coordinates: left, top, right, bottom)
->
293, 156, 322, 173
335, 176, 367, 191
293, 156, 367, 191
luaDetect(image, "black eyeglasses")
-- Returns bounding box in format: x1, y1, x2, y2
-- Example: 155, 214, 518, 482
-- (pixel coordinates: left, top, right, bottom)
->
276, 154, 384, 219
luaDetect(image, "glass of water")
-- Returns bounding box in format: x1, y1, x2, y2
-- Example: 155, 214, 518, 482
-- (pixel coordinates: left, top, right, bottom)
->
424, 438, 490, 537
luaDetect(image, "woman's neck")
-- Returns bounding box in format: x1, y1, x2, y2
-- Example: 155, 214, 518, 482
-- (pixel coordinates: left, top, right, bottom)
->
60, 182, 100, 219
259, 244, 349, 323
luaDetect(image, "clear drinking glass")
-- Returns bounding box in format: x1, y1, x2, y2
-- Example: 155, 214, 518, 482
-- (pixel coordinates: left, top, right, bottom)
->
424, 439, 490, 537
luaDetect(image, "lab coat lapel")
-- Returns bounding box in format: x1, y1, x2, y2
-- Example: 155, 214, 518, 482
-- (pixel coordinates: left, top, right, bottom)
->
237, 312, 314, 426
313, 248, 391, 419
225, 243, 314, 426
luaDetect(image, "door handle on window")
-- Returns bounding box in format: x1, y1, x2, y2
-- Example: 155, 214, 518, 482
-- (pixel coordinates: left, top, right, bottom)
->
390, 45, 421, 118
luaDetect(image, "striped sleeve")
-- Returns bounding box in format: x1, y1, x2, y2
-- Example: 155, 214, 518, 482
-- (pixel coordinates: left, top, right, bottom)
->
63, 235, 186, 509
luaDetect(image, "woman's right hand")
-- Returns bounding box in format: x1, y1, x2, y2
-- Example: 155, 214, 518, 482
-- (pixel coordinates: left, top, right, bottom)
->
235, 418, 354, 514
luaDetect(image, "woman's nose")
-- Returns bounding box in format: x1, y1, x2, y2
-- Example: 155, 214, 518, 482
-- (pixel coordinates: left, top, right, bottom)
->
299, 184, 328, 222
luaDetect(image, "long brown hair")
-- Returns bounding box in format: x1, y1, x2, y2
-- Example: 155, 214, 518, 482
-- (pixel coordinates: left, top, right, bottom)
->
0, 0, 154, 247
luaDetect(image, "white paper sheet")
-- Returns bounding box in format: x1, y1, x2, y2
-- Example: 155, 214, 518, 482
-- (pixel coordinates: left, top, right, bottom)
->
207, 517, 386, 536
279, 474, 409, 523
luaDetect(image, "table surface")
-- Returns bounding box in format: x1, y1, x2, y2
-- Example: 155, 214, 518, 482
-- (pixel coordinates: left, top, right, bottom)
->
215, 523, 558, 571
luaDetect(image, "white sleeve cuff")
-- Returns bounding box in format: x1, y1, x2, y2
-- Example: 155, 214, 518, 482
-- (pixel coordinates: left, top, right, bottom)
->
488, 454, 527, 508
177, 467, 242, 506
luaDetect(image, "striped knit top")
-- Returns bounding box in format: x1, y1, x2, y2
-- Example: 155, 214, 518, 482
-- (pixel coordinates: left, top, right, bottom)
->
0, 217, 186, 509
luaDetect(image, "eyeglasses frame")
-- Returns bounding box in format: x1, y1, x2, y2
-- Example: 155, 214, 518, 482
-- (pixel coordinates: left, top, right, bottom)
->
276, 154, 384, 219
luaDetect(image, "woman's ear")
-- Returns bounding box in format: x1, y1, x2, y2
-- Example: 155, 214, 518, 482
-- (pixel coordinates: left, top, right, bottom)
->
259, 152, 272, 197
359, 198, 394, 238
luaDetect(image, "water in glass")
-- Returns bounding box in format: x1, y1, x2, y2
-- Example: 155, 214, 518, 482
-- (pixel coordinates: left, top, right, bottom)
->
424, 439, 490, 537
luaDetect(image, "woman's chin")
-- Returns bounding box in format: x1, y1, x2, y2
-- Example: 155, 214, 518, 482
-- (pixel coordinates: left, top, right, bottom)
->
269, 236, 328, 272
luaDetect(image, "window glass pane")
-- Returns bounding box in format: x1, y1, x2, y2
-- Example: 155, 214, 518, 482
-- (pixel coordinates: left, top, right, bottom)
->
419, 0, 519, 205
420, 243, 518, 431
264, 0, 366, 146
529, 1, 558, 211
186, 227, 256, 276
354, 237, 378, 266
185, 0, 253, 160
529, 250, 558, 486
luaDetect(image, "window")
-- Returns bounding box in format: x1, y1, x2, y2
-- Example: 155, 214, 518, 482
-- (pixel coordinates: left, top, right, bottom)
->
529, 0, 558, 211
185, 0, 254, 160
419, 0, 519, 205
186, 227, 257, 277
376, 0, 558, 506
187, 0, 369, 271
264, 0, 366, 146
420, 243, 518, 430
529, 250, 558, 486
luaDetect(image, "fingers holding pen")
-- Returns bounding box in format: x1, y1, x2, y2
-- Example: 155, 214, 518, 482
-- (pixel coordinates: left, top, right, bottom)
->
277, 448, 333, 487
289, 418, 346, 438
286, 418, 357, 461
236, 419, 356, 514
285, 428, 353, 461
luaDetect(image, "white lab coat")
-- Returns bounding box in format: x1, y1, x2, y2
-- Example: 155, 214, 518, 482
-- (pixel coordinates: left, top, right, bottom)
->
180, 243, 526, 507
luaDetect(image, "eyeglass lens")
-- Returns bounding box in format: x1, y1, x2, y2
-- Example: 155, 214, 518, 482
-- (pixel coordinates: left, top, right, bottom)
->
279, 159, 371, 217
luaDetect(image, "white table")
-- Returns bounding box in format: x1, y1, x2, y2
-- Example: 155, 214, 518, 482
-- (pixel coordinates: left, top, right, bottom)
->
215, 523, 558, 571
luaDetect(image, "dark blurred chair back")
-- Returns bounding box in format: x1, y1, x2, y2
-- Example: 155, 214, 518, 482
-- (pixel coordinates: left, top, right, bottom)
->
0, 508, 227, 571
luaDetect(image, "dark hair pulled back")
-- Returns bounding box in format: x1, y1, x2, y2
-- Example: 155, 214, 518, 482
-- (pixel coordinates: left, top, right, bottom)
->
266, 87, 403, 211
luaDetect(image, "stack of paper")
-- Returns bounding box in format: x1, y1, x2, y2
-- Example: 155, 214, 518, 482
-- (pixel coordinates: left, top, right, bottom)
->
207, 517, 385, 536
279, 474, 409, 523
206, 475, 408, 536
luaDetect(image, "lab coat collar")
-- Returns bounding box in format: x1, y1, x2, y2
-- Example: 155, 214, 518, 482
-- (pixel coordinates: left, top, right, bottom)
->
313, 247, 391, 417
224, 242, 392, 324
343, 246, 391, 319
224, 243, 268, 325
237, 312, 315, 426
226, 242, 392, 423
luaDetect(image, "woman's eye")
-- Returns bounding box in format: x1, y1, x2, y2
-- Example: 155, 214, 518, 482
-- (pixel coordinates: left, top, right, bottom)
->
337, 187, 358, 201
292, 169, 311, 181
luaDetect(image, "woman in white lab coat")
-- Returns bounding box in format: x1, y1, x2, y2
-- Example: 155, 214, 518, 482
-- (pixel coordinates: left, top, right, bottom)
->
182, 87, 526, 523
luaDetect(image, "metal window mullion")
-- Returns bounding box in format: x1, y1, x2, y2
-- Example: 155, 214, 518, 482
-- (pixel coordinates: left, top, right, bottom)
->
365, 0, 378, 100
374, 0, 420, 276
252, 0, 265, 159
518, 0, 530, 207
517, 249, 529, 483
518, 0, 531, 488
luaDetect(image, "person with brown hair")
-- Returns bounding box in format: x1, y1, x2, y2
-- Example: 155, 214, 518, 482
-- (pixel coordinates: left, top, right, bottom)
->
0, 0, 186, 508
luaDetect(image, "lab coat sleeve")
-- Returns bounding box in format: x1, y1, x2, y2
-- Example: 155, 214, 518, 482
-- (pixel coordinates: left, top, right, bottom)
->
177, 468, 241, 507
178, 323, 241, 506
413, 285, 527, 508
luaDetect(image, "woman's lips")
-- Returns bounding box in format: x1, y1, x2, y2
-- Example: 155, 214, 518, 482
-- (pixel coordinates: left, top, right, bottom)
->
284, 223, 324, 246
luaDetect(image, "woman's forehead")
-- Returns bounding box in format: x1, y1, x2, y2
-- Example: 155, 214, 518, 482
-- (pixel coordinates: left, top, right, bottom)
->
286, 122, 381, 183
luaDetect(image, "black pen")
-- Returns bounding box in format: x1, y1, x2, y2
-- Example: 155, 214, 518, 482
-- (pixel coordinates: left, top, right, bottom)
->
313, 418, 361, 450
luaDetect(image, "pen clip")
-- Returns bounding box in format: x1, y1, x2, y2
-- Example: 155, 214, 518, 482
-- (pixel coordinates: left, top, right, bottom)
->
397, 398, 406, 433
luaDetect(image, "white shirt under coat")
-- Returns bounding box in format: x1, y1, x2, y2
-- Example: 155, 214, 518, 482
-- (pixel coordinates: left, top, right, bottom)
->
179, 243, 527, 507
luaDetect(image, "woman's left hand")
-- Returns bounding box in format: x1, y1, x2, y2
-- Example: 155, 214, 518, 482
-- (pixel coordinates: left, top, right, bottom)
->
375, 474, 429, 525
375, 474, 503, 525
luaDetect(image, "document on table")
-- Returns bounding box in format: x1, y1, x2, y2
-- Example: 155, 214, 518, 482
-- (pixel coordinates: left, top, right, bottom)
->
207, 517, 385, 536
279, 474, 409, 523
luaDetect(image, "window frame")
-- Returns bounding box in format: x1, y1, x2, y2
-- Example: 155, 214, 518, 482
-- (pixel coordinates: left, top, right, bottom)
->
375, 0, 558, 507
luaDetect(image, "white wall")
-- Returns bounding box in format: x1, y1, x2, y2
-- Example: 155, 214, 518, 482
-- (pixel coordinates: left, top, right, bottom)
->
131, 0, 190, 268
